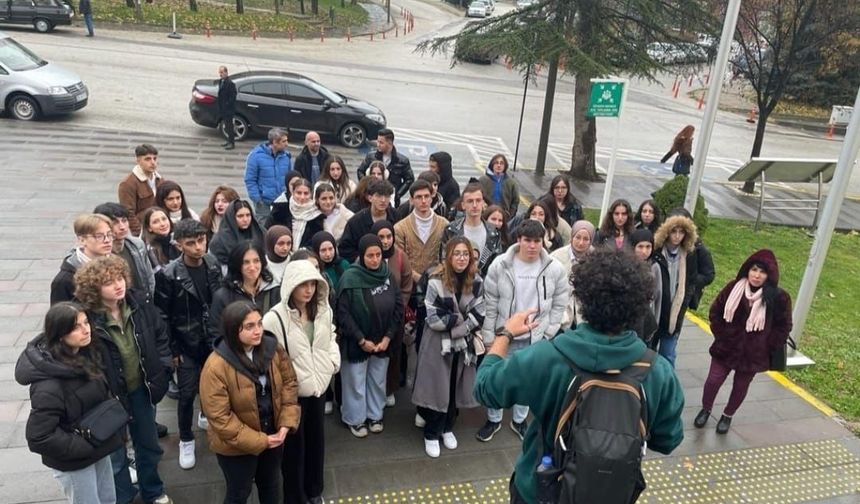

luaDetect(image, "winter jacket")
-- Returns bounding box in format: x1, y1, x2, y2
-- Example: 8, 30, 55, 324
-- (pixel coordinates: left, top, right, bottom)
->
263, 260, 340, 398
475, 324, 685, 504
337, 207, 397, 263
209, 279, 281, 343
217, 77, 237, 116
411, 274, 484, 412
266, 193, 326, 247
357, 146, 414, 207
336, 269, 404, 363
208, 200, 266, 268
293, 145, 330, 184
49, 249, 86, 305
117, 165, 164, 236
593, 229, 633, 251
244, 143, 292, 205
708, 249, 792, 373
78, 0, 91, 15
90, 289, 172, 408
688, 239, 716, 310
394, 212, 449, 279
155, 254, 223, 361
200, 335, 301, 456
439, 217, 503, 277
393, 195, 448, 223
481, 244, 569, 344
123, 236, 156, 302
15, 335, 123, 472
653, 215, 698, 339
549, 246, 588, 329
431, 151, 460, 208
479, 169, 519, 218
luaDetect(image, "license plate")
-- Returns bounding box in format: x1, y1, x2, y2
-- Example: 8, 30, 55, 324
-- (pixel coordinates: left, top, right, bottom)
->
76, 92, 87, 102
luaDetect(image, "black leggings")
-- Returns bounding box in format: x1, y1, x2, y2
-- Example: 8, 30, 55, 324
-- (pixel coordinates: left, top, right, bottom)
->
216, 447, 282, 504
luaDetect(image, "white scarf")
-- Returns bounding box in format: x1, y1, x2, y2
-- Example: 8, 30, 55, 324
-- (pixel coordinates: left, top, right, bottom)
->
723, 278, 767, 332
289, 198, 321, 251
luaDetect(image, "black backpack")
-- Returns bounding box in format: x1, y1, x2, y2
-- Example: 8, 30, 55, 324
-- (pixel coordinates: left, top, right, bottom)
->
537, 345, 656, 504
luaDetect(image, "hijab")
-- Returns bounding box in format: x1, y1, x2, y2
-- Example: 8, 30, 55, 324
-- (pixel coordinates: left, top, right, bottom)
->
209, 200, 265, 265
337, 235, 391, 338
370, 219, 396, 259
264, 225, 292, 264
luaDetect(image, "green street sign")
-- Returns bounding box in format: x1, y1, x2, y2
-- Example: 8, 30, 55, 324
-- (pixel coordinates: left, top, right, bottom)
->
587, 81, 624, 118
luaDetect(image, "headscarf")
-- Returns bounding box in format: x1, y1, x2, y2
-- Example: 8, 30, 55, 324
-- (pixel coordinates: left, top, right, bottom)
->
337, 235, 391, 339
209, 200, 265, 265
264, 225, 292, 264
571, 220, 595, 242
311, 231, 348, 295
370, 219, 396, 259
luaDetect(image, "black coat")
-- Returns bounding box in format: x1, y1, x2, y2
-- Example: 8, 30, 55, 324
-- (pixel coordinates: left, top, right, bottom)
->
357, 146, 414, 207
208, 280, 281, 342
91, 289, 172, 407
337, 207, 397, 263
15, 335, 123, 472
293, 145, 330, 184
155, 254, 222, 362
49, 251, 85, 305
687, 239, 716, 310
218, 77, 237, 116
265, 198, 326, 248
78, 0, 91, 15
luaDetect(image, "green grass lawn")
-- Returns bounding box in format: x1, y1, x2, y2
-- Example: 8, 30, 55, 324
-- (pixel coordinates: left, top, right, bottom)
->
94, 0, 368, 34
582, 209, 860, 431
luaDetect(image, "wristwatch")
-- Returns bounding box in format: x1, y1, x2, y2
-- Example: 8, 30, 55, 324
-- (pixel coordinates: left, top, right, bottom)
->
495, 327, 515, 344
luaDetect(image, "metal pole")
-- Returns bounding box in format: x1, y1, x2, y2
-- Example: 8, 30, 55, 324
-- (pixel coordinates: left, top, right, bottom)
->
598, 79, 628, 223
683, 0, 743, 214
512, 65, 530, 171
790, 85, 860, 348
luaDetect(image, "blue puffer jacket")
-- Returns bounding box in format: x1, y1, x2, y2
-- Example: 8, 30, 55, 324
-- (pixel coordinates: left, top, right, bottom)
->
244, 143, 292, 204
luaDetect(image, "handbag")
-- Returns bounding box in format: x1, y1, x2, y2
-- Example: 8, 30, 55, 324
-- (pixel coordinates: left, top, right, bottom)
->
672, 153, 692, 175
75, 397, 129, 444
768, 335, 797, 372
471, 334, 486, 356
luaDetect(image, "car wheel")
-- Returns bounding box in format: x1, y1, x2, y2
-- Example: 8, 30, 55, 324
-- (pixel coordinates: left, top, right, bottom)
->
33, 18, 52, 33
220, 116, 249, 141
8, 95, 40, 121
339, 123, 367, 148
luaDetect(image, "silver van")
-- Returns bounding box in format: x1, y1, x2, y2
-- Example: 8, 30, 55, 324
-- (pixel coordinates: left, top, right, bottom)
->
0, 31, 88, 120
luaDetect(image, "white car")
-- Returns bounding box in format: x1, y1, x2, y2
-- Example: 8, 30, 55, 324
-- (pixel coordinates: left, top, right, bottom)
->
467, 1, 488, 17
516, 0, 534, 8
480, 0, 495, 13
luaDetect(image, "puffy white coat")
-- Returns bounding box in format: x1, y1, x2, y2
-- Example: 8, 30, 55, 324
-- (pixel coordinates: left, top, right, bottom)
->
263, 260, 340, 398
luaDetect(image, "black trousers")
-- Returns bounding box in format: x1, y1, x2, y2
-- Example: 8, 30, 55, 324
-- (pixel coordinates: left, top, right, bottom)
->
282, 395, 326, 504
223, 113, 236, 143
177, 354, 203, 442
417, 352, 460, 440
216, 447, 283, 504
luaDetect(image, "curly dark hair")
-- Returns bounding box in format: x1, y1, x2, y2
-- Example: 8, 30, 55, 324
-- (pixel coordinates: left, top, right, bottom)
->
571, 248, 654, 335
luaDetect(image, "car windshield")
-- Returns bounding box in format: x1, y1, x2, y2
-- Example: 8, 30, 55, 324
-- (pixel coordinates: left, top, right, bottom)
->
470, 2, 484, 6
304, 80, 344, 104
0, 38, 48, 72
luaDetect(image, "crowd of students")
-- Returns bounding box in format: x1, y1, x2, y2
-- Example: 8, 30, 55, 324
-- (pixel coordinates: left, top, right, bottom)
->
14, 126, 793, 504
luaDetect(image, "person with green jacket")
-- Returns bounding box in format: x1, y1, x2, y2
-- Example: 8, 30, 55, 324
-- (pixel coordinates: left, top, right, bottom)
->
474, 248, 685, 504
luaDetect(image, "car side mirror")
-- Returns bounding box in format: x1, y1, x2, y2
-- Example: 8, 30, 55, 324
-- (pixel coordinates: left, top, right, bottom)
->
322, 99, 333, 109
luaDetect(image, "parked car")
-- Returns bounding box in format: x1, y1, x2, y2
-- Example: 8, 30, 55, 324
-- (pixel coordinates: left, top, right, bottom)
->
478, 0, 494, 13
189, 71, 386, 148
515, 0, 534, 8
466, 1, 488, 17
0, 32, 88, 120
0, 0, 73, 33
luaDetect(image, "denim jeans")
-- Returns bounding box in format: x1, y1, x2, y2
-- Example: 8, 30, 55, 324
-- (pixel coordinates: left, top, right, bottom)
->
110, 387, 164, 503
340, 356, 389, 426
53, 455, 115, 504
83, 13, 94, 35
488, 340, 529, 424
655, 332, 680, 367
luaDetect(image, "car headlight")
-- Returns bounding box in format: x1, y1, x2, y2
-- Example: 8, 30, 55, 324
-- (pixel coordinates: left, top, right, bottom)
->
365, 113, 385, 125
48, 86, 69, 95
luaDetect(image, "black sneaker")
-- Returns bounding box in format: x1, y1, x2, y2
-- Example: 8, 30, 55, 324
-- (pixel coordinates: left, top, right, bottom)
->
156, 422, 168, 438
475, 421, 501, 442
510, 419, 527, 441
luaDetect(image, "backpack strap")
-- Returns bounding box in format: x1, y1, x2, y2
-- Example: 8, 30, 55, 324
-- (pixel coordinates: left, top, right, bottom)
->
272, 310, 290, 356
620, 348, 656, 441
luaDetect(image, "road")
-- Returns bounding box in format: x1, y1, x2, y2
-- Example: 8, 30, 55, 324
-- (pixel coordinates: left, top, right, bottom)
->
1, 0, 854, 195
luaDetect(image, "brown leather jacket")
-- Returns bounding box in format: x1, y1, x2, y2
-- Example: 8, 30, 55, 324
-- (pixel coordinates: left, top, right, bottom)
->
200, 335, 300, 456
117, 165, 163, 235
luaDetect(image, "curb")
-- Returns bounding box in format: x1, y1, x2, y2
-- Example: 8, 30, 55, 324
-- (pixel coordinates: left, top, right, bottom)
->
684, 311, 837, 418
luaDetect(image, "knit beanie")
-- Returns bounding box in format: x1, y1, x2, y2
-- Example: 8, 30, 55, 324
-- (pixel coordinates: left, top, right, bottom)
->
630, 228, 654, 247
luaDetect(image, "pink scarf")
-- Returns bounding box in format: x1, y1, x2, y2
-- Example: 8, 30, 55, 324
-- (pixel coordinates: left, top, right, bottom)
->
723, 278, 767, 332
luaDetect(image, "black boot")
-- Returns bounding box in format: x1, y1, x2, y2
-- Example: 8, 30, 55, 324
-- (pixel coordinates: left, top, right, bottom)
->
224, 143, 235, 151
716, 414, 732, 434
694, 409, 710, 428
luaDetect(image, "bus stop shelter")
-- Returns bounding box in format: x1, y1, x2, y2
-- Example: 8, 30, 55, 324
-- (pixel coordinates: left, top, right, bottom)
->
729, 158, 838, 230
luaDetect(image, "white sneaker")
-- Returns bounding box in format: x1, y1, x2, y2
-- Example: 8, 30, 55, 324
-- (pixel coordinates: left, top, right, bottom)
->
324, 401, 333, 415
424, 438, 441, 458
151, 494, 173, 504
197, 412, 209, 430
441, 431, 458, 450
385, 394, 396, 407
178, 440, 196, 470
414, 413, 426, 428
128, 462, 138, 485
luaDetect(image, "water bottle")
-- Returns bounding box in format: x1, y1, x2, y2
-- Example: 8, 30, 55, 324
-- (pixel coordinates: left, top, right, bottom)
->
535, 455, 559, 504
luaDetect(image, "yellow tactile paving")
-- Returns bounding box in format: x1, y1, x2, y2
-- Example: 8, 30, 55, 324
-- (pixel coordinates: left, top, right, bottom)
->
330, 439, 860, 503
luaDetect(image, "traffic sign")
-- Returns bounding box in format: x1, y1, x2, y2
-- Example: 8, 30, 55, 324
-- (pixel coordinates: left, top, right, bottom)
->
587, 81, 625, 118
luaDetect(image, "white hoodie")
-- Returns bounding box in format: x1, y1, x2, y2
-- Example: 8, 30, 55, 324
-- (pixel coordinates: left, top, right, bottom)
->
263, 260, 340, 398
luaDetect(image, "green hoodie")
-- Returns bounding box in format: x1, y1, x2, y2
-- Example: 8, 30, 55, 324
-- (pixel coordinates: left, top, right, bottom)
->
474, 324, 685, 504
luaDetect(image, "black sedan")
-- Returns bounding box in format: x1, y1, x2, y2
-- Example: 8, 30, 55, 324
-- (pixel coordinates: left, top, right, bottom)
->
189, 71, 386, 148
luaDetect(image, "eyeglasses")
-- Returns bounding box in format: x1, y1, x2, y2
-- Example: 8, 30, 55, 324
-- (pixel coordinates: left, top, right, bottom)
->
242, 321, 263, 331
86, 233, 115, 242
452, 251, 471, 258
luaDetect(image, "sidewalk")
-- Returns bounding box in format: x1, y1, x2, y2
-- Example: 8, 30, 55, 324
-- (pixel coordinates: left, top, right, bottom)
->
0, 123, 858, 503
